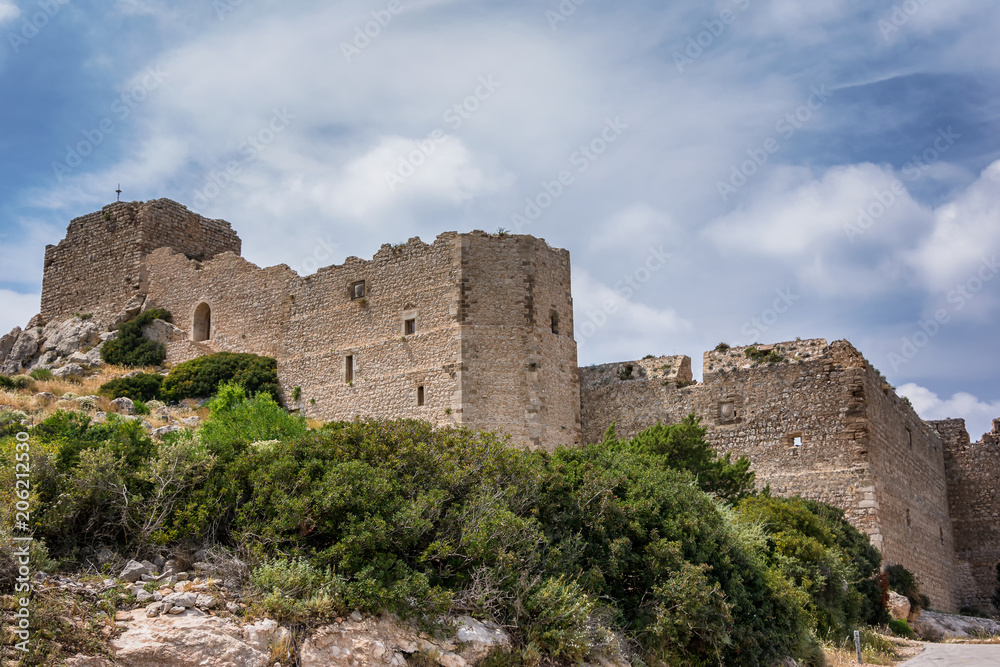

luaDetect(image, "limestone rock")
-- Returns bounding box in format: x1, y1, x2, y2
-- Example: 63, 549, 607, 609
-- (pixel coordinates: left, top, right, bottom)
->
196, 593, 217, 609
243, 618, 291, 657
911, 609, 1000, 640
2, 327, 40, 375
111, 397, 136, 414
54, 363, 86, 379
111, 612, 269, 667
121, 559, 152, 583
145, 602, 163, 617
142, 319, 187, 345
0, 326, 20, 366
153, 425, 183, 438
64, 655, 115, 667
453, 615, 511, 663
163, 592, 197, 608
42, 317, 101, 357
887, 591, 910, 621
35, 391, 56, 402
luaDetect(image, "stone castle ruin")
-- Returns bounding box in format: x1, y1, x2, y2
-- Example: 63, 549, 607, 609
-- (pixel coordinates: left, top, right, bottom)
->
2, 198, 998, 614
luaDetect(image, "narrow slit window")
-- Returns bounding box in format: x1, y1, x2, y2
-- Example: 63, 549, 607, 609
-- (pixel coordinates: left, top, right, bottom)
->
550, 309, 559, 335
417, 386, 425, 406
404, 318, 416, 335
907, 429, 913, 449
345, 355, 354, 383
906, 509, 912, 529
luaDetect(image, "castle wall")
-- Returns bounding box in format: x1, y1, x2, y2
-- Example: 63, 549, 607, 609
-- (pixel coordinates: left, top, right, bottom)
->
40, 200, 240, 326
141, 225, 579, 448
457, 233, 580, 449
859, 365, 958, 612
933, 418, 1000, 611
580, 339, 961, 611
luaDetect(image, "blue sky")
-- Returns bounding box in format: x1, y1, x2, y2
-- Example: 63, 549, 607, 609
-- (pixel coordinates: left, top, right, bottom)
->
1, 0, 998, 438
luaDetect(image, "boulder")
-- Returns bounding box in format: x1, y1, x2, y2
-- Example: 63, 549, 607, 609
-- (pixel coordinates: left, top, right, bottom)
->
243, 618, 291, 658
2, 327, 40, 375
42, 317, 102, 357
111, 613, 269, 667
34, 392, 56, 402
64, 655, 115, 667
121, 559, 152, 583
0, 326, 21, 366
911, 609, 1000, 640
196, 594, 217, 609
54, 363, 86, 379
163, 592, 198, 609
111, 397, 136, 415
142, 319, 187, 345
453, 615, 511, 663
153, 425, 183, 438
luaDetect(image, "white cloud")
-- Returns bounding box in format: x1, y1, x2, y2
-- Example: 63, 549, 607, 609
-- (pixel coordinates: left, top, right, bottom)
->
572, 267, 692, 365
0, 290, 40, 335
587, 203, 675, 253
0, 1, 19, 24
324, 135, 508, 219
898, 382, 1000, 442
905, 160, 1000, 294
703, 163, 927, 257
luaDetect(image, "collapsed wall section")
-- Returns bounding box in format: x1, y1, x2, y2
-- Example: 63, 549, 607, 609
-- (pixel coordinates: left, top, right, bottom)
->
933, 418, 1000, 612
40, 199, 240, 326
580, 338, 961, 611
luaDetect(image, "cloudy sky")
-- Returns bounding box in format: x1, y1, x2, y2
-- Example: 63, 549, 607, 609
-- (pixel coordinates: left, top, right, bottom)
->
0, 0, 998, 438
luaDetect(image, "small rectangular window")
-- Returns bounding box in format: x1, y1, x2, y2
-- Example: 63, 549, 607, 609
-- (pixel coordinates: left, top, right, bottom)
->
345, 355, 354, 383
417, 386, 425, 406
793, 436, 802, 447
350, 281, 365, 300
404, 318, 416, 335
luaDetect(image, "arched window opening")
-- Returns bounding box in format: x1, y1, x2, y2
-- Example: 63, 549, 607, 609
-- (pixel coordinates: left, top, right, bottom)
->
193, 303, 211, 342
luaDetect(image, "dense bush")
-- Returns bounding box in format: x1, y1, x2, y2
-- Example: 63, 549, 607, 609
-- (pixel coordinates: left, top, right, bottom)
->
3, 402, 892, 666
29, 368, 54, 381
98, 373, 164, 401
0, 374, 35, 392
736, 496, 886, 639
159, 352, 279, 402
100, 308, 172, 367
888, 618, 915, 638
887, 564, 929, 612
604, 414, 757, 503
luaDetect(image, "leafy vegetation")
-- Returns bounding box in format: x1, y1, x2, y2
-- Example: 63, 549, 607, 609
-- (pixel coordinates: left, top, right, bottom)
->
886, 564, 930, 612
100, 308, 173, 367
0, 374, 35, 391
98, 373, 164, 401
0, 398, 891, 666
744, 346, 785, 364
159, 352, 279, 402
888, 619, 915, 639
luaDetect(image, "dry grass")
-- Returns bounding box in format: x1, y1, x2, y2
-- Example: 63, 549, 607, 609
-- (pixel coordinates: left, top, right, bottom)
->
0, 366, 206, 427
822, 629, 923, 666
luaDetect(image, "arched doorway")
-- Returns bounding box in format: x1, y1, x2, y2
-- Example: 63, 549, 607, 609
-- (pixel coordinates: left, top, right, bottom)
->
193, 303, 211, 342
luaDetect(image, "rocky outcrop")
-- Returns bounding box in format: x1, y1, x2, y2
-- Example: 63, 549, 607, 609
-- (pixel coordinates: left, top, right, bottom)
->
888, 591, 911, 621
111, 610, 270, 667
912, 610, 1000, 640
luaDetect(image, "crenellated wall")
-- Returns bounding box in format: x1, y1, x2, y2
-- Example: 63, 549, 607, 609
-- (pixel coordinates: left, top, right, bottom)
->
580, 339, 960, 611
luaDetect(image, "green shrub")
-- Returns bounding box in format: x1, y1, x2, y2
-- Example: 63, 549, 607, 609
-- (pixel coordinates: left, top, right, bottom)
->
888, 619, 915, 638
159, 352, 279, 402
524, 577, 594, 663
736, 495, 885, 639
29, 368, 54, 381
607, 414, 757, 503
98, 373, 164, 401
0, 374, 35, 391
887, 564, 925, 611
133, 400, 151, 416
101, 309, 172, 367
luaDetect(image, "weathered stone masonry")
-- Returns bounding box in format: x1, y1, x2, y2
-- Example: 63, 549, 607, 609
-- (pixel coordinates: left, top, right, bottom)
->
30, 199, 1000, 612
40, 200, 581, 451
579, 339, 998, 612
